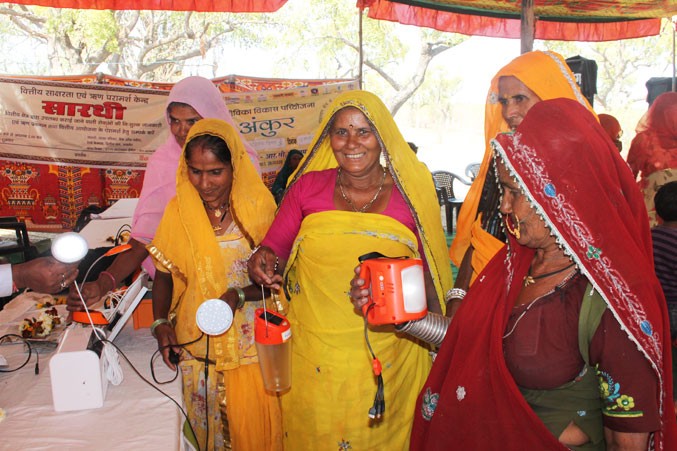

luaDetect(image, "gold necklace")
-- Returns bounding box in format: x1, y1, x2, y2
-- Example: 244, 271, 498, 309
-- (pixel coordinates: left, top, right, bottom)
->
211, 211, 229, 233
203, 199, 229, 218
337, 166, 387, 213
504, 268, 579, 339
523, 262, 576, 287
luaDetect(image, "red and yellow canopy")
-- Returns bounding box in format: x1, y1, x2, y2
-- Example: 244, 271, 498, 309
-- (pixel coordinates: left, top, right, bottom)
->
3, 0, 287, 12
360, 0, 674, 41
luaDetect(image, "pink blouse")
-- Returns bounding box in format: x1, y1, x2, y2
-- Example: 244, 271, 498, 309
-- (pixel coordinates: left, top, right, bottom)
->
262, 168, 426, 267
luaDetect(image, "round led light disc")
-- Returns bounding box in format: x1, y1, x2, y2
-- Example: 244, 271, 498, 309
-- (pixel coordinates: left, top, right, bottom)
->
51, 232, 89, 263
196, 298, 233, 335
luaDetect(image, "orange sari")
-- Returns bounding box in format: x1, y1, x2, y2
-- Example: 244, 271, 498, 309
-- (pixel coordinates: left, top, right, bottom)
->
449, 51, 596, 283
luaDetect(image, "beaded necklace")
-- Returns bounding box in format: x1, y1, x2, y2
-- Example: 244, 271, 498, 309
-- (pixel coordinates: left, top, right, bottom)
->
337, 166, 386, 213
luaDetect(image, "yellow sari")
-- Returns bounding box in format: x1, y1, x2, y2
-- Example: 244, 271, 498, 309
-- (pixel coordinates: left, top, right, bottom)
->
149, 118, 282, 450
280, 90, 453, 449
450, 51, 596, 282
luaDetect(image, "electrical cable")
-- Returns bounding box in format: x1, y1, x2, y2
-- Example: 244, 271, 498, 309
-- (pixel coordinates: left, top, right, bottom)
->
99, 338, 200, 451
363, 303, 385, 420
149, 333, 204, 384
204, 334, 210, 451
113, 224, 132, 246
101, 289, 125, 310
94, 326, 124, 386
73, 270, 122, 387
0, 333, 35, 373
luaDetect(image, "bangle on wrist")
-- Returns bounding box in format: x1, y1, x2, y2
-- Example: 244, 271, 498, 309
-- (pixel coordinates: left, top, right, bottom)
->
230, 287, 246, 310
150, 318, 172, 337
247, 245, 261, 263
99, 271, 117, 291
445, 287, 467, 303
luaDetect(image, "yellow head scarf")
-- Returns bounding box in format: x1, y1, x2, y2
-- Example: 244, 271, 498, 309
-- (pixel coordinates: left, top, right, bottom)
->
150, 118, 276, 366
450, 50, 596, 271
287, 89, 453, 303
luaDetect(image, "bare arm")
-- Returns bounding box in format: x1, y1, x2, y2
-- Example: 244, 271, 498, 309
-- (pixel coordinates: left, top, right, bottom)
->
152, 269, 179, 370
603, 428, 648, 451
424, 269, 441, 315
446, 247, 474, 318
67, 238, 149, 311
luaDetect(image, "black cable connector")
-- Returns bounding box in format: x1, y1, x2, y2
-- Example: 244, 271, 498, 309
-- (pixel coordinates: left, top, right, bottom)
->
363, 305, 385, 420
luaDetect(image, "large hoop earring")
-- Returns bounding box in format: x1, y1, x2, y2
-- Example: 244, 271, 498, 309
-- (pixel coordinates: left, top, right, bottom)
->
505, 214, 521, 240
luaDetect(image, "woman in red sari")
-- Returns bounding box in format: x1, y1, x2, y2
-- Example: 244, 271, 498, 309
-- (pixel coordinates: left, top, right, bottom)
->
410, 99, 677, 450
627, 91, 677, 226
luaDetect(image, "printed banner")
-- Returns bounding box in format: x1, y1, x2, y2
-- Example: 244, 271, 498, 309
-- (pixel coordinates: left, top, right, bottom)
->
0, 76, 357, 228
0, 79, 165, 168
0, 77, 357, 174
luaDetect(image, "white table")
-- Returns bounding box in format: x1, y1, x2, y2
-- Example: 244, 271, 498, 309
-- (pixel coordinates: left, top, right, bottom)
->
0, 292, 184, 450
78, 198, 138, 249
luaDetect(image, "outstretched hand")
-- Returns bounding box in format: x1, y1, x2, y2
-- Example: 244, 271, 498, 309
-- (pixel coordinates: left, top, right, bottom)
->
13, 257, 79, 294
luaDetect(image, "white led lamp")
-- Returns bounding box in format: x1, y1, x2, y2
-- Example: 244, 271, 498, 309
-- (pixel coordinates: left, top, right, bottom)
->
51, 232, 89, 264
195, 299, 233, 335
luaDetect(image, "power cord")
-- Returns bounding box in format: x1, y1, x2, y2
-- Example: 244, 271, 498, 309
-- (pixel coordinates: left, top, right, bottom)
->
205, 335, 210, 451
114, 224, 132, 246
363, 303, 385, 420
149, 333, 204, 385
94, 327, 123, 386
149, 332, 208, 451
99, 338, 200, 451
106, 224, 132, 246
72, 282, 123, 386
0, 333, 37, 374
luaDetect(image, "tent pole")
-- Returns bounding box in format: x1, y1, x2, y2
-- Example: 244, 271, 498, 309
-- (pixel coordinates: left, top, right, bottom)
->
359, 6, 364, 89
521, 0, 535, 54
672, 20, 677, 92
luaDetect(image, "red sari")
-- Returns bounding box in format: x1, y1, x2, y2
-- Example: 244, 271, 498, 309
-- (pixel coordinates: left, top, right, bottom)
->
411, 98, 677, 450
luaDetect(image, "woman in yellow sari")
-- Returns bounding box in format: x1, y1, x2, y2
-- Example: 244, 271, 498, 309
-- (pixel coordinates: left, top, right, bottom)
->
248, 90, 453, 449
449, 51, 596, 302
148, 118, 282, 451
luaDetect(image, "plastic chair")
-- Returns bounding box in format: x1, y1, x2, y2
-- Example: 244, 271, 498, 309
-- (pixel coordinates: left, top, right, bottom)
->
431, 171, 469, 233
465, 163, 481, 181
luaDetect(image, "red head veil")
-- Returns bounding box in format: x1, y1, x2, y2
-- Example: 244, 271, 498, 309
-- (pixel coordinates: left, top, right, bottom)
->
411, 98, 676, 450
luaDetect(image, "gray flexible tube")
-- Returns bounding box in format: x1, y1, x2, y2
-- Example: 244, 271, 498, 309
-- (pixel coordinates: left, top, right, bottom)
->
395, 312, 451, 347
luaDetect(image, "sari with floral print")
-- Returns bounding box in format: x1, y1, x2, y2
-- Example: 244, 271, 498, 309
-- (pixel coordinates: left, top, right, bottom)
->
149, 118, 282, 450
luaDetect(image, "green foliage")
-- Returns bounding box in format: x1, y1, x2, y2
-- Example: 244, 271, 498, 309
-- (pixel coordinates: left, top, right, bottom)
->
0, 5, 276, 78
0, 0, 464, 111
265, 0, 466, 112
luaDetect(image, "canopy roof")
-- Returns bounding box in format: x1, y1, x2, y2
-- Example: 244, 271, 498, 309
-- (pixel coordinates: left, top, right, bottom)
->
362, 0, 675, 41
3, 0, 287, 12
5, 0, 673, 41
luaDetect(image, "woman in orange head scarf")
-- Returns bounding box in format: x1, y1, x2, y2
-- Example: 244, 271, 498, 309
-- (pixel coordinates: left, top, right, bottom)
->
412, 98, 676, 451
449, 51, 596, 298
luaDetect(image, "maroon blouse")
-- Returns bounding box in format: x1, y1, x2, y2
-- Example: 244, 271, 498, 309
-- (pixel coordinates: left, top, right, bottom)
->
503, 272, 661, 432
